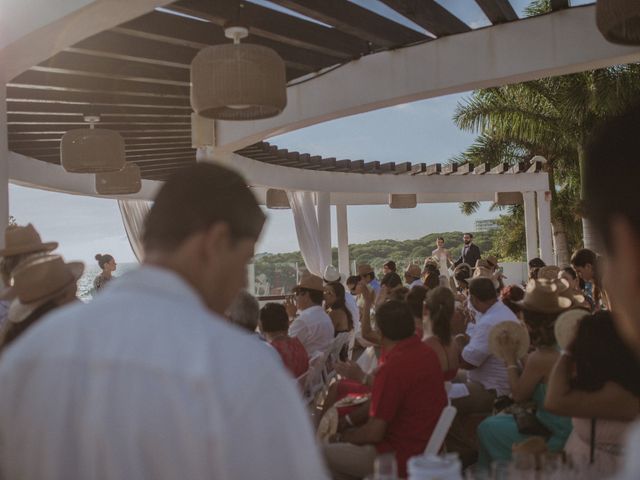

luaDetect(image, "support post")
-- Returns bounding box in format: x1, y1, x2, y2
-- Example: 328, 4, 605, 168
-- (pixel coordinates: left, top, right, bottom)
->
336, 204, 350, 276
522, 191, 538, 262
0, 83, 8, 248
536, 190, 554, 265
316, 191, 332, 271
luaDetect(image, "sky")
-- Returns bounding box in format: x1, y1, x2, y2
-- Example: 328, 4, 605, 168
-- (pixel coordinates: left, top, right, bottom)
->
9, 91, 499, 264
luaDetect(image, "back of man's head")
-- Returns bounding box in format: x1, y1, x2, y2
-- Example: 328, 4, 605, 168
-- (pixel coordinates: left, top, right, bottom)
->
227, 290, 260, 333
469, 277, 498, 302
376, 300, 415, 341
143, 164, 265, 252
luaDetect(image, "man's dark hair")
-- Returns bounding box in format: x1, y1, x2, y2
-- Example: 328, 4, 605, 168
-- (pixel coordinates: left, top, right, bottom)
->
346, 275, 360, 287
406, 285, 427, 320
375, 300, 415, 341
469, 277, 498, 302
585, 106, 640, 251
143, 164, 265, 251
383, 260, 396, 272
380, 272, 402, 289
464, 233, 474, 238
295, 287, 323, 305
259, 303, 289, 333
528, 257, 546, 269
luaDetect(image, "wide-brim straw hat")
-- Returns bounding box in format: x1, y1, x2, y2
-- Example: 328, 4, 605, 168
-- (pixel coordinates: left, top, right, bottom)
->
293, 273, 324, 292
473, 266, 500, 289
489, 321, 531, 362
538, 265, 561, 281
516, 279, 572, 314
0, 224, 58, 257
323, 265, 341, 283
486, 255, 499, 269
3, 255, 84, 324
554, 309, 590, 349
555, 278, 587, 307
474, 259, 491, 270
357, 264, 374, 276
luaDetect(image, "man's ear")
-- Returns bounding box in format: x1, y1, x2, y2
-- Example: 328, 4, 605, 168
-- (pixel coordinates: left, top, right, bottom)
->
202, 223, 232, 258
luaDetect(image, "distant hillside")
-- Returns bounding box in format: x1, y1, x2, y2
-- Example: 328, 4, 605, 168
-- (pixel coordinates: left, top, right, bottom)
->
254, 230, 498, 294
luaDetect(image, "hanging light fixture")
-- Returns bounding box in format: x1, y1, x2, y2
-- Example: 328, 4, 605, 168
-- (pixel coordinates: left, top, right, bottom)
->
190, 15, 287, 120
266, 189, 290, 209
95, 164, 142, 195
61, 115, 125, 173
597, 0, 640, 45
389, 194, 417, 209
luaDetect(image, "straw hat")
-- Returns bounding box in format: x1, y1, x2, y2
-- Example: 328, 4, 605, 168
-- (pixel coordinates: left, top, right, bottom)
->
486, 255, 499, 269
0, 224, 57, 257
554, 309, 590, 349
405, 264, 422, 279
538, 265, 561, 281
473, 266, 499, 289
357, 264, 374, 276
474, 259, 491, 270
3, 255, 84, 324
323, 265, 341, 283
489, 321, 530, 362
294, 274, 324, 292
517, 279, 572, 314
556, 277, 587, 307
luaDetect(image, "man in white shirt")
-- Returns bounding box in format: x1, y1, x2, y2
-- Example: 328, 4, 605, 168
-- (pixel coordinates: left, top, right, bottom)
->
581, 108, 640, 480
0, 164, 329, 480
288, 274, 334, 356
447, 277, 518, 465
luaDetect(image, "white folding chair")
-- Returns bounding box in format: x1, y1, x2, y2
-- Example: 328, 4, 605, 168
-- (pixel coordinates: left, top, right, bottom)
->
424, 405, 457, 455
302, 351, 330, 405
355, 345, 378, 374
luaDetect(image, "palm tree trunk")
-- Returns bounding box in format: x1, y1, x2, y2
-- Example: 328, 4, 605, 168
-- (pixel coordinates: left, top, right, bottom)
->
551, 220, 570, 267
577, 142, 598, 251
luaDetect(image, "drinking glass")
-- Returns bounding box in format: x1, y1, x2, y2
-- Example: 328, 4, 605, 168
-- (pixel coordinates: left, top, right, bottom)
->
374, 453, 398, 480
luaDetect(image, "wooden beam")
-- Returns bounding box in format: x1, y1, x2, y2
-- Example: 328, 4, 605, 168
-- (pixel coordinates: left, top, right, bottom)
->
7, 101, 191, 116
474, 0, 518, 24
169, 0, 367, 58
268, 0, 426, 48
8, 113, 189, 124
425, 163, 442, 175
8, 124, 190, 133
378, 0, 470, 37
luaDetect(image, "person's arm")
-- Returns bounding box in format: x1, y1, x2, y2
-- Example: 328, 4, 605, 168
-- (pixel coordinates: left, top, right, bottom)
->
495, 332, 544, 403
544, 354, 640, 421
338, 417, 387, 445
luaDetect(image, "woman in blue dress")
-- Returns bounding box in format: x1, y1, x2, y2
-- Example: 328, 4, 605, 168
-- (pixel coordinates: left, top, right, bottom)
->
477, 279, 574, 467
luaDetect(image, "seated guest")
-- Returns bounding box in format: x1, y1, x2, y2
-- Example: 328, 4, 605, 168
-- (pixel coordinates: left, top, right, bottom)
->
453, 263, 472, 296
477, 280, 573, 467
500, 284, 525, 316
226, 290, 260, 334
287, 274, 334, 356
545, 312, 640, 475
357, 264, 380, 296
423, 286, 460, 381
376, 272, 403, 306
406, 285, 428, 337
447, 277, 519, 464
382, 261, 396, 275
404, 264, 423, 289
0, 254, 82, 352
259, 303, 309, 378
528, 257, 546, 280
423, 262, 441, 291
570, 248, 607, 311
324, 265, 360, 340
324, 301, 447, 480
324, 282, 354, 361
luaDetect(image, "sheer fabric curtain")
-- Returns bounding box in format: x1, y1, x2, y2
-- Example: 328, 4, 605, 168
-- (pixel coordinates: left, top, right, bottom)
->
117, 200, 151, 262
286, 191, 330, 277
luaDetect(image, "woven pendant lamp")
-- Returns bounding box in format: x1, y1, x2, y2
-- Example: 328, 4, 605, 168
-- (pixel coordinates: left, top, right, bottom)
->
95, 164, 142, 195
266, 189, 290, 209
597, 0, 640, 45
61, 115, 125, 173
190, 25, 287, 120
389, 194, 417, 209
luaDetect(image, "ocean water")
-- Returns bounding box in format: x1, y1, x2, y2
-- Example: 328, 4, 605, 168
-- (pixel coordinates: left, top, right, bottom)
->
78, 262, 139, 301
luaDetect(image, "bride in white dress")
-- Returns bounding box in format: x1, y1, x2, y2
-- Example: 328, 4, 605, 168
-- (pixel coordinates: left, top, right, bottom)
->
432, 237, 453, 278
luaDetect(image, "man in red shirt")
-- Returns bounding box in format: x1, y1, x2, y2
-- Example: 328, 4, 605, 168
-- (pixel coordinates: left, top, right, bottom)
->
324, 300, 447, 479
259, 303, 309, 378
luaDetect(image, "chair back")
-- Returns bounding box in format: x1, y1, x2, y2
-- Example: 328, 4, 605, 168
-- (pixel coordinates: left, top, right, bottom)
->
424, 405, 457, 455
356, 346, 378, 374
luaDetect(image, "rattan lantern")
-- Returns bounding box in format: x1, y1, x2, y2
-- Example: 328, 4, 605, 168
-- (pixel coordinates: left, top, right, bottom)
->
95, 164, 142, 195
190, 25, 287, 120
389, 194, 417, 209
61, 115, 125, 173
266, 189, 290, 209
597, 0, 640, 45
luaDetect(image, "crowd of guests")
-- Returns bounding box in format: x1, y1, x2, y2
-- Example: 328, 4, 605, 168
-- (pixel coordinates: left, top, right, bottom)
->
0, 106, 639, 480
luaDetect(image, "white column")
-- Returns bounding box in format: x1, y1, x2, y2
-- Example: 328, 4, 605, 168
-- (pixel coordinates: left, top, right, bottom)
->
336, 204, 350, 276
536, 190, 554, 265
522, 191, 538, 261
316, 191, 332, 270
0, 83, 8, 248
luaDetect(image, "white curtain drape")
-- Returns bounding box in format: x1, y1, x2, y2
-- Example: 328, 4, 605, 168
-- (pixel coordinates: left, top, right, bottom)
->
286, 191, 330, 277
117, 200, 152, 262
